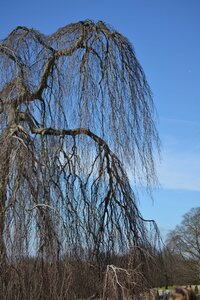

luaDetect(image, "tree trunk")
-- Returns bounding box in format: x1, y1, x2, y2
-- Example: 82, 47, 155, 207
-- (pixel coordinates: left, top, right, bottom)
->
0, 131, 11, 297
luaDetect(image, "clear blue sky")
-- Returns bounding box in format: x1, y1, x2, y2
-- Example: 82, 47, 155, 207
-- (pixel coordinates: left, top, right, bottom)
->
1, 0, 200, 239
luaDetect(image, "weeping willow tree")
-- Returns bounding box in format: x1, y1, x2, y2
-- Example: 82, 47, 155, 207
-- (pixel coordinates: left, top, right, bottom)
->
0, 20, 161, 299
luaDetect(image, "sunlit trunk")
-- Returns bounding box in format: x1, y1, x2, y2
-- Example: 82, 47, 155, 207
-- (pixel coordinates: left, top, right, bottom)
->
0, 135, 11, 297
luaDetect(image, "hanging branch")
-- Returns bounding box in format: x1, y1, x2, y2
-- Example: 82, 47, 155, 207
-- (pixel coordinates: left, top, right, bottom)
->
0, 20, 161, 299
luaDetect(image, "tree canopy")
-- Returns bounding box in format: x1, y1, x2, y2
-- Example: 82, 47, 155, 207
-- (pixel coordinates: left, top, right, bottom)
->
0, 20, 160, 299
166, 207, 200, 284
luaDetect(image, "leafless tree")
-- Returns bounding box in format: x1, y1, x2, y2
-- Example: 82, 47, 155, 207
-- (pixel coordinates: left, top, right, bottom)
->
0, 20, 160, 299
166, 207, 200, 284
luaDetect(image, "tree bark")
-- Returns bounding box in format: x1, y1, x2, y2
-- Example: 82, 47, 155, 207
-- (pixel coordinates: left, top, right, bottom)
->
0, 139, 10, 258
0, 131, 11, 297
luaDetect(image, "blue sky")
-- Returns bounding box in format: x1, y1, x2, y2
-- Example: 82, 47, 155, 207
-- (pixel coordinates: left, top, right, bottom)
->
1, 0, 200, 239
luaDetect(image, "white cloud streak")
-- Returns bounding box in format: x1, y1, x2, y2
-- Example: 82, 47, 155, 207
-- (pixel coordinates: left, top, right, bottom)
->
158, 151, 200, 191
157, 117, 200, 191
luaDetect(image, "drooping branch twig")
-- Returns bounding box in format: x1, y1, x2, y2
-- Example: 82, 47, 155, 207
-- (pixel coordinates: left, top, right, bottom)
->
0, 20, 161, 299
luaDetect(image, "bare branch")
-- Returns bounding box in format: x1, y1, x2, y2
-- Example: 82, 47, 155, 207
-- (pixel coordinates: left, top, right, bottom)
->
0, 20, 161, 299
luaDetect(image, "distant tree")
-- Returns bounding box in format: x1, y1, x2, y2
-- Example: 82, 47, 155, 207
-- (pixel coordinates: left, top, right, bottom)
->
0, 20, 160, 299
166, 207, 200, 284
161, 249, 197, 286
